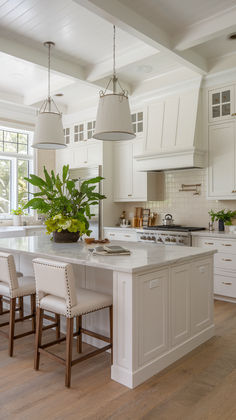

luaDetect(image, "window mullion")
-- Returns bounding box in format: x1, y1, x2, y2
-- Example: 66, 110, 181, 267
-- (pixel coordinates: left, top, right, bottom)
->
11, 157, 17, 211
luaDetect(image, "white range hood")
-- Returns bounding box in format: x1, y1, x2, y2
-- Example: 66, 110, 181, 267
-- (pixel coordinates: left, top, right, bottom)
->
135, 86, 206, 171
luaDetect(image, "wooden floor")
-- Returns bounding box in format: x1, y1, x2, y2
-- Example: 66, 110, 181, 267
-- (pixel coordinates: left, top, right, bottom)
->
1, 300, 236, 420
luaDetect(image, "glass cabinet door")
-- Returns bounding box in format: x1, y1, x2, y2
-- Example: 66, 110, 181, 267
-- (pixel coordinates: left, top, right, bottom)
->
209, 86, 234, 122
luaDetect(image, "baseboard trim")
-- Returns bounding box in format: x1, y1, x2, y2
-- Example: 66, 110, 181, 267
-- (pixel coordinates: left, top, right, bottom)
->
111, 324, 215, 389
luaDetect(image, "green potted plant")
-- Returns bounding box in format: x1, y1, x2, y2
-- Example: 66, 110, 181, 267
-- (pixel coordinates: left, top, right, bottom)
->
23, 165, 105, 243
11, 207, 25, 226
208, 209, 236, 231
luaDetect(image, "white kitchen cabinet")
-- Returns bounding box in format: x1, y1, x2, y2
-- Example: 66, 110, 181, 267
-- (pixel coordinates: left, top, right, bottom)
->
190, 259, 213, 335
138, 269, 169, 365
192, 235, 236, 300
103, 228, 137, 242
56, 141, 102, 173
113, 140, 164, 202
170, 264, 191, 347
208, 122, 236, 199
208, 85, 234, 123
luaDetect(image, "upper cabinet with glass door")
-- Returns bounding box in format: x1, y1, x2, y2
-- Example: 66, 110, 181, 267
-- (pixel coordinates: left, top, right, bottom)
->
73, 120, 96, 143
131, 112, 144, 136
208, 85, 234, 123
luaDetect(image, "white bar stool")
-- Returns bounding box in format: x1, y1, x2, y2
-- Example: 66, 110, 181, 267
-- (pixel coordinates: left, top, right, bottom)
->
0, 252, 36, 356
33, 258, 113, 388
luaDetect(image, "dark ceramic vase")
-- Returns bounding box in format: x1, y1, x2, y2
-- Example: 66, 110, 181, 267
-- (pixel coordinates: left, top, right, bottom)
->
218, 219, 225, 232
52, 230, 80, 243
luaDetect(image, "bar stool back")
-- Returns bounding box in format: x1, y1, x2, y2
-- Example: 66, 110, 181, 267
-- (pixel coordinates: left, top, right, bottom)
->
0, 252, 36, 356
33, 258, 113, 388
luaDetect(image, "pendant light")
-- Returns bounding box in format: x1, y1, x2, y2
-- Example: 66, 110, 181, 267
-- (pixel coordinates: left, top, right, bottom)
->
93, 26, 135, 141
32, 41, 66, 149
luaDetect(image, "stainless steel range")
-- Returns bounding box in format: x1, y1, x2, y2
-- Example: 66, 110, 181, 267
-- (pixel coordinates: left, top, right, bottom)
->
136, 226, 205, 246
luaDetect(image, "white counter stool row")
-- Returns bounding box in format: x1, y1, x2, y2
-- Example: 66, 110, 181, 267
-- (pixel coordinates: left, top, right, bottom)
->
33, 258, 113, 388
0, 252, 59, 356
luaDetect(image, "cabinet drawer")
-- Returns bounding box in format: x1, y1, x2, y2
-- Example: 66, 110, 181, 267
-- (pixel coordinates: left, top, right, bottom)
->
214, 272, 236, 298
104, 230, 137, 242
214, 252, 236, 271
197, 237, 236, 254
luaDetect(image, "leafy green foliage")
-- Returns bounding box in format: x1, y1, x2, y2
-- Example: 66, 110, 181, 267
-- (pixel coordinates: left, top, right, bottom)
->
24, 165, 106, 235
209, 209, 236, 225
11, 206, 25, 216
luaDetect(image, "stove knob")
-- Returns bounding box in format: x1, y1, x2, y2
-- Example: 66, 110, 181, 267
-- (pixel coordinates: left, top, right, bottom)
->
179, 239, 184, 244
151, 236, 156, 241
166, 237, 170, 242
158, 237, 163, 242
171, 238, 176, 242
147, 236, 151, 240
140, 236, 145, 240
143, 236, 147, 240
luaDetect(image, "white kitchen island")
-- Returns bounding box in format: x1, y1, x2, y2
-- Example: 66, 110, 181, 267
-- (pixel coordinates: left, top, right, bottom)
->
0, 236, 216, 388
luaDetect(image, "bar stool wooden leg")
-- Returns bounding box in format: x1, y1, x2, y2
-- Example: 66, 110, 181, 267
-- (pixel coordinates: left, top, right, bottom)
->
30, 294, 36, 332
65, 317, 73, 388
76, 315, 82, 353
109, 306, 113, 365
19, 296, 24, 319
34, 307, 43, 370
56, 314, 60, 340
0, 295, 2, 314
9, 298, 16, 357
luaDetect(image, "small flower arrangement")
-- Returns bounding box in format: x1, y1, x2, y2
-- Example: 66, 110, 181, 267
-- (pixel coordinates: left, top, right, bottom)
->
45, 214, 87, 235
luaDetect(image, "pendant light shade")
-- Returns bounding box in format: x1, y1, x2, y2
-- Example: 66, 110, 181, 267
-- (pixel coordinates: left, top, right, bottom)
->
93, 26, 135, 142
93, 93, 135, 141
32, 112, 65, 149
32, 41, 66, 150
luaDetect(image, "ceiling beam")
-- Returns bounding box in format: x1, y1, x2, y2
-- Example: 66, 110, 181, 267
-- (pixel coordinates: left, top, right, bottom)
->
173, 6, 236, 51
86, 43, 157, 82
74, 0, 208, 75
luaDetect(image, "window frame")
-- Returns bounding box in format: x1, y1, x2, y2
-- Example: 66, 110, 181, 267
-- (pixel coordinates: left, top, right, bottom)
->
0, 126, 34, 219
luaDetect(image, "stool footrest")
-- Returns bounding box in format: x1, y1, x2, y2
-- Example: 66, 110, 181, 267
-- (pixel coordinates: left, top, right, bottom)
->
39, 348, 66, 366
72, 344, 111, 366
80, 327, 111, 344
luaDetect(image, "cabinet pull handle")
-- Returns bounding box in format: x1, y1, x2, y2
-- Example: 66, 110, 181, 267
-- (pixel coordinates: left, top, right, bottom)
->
124, 235, 130, 237
222, 258, 232, 261
204, 242, 214, 245
222, 243, 232, 246
128, 194, 132, 197
222, 281, 232, 285
232, 190, 236, 193
110, 233, 115, 236
231, 113, 236, 116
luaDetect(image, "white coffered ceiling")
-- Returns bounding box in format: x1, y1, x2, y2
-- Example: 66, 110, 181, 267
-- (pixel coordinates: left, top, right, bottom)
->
0, 0, 236, 112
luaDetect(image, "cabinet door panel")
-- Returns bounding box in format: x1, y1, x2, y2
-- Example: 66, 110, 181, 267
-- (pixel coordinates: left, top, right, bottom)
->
113, 142, 133, 200
87, 142, 102, 165
145, 102, 164, 152
208, 123, 235, 197
138, 270, 169, 366
171, 264, 191, 347
191, 259, 213, 334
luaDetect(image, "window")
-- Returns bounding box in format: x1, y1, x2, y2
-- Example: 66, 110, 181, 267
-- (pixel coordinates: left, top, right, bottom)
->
0, 127, 33, 217
131, 112, 143, 134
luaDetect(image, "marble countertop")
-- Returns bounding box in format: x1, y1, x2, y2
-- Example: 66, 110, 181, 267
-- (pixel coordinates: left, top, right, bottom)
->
191, 230, 236, 239
0, 225, 45, 232
0, 236, 216, 274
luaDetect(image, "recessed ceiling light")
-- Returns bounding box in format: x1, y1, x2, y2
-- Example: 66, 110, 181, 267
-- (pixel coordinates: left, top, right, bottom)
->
228, 33, 236, 40
54, 93, 64, 97
137, 64, 153, 73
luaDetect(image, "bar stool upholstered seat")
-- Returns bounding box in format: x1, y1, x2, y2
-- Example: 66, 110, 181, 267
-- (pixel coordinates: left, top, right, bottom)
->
0, 252, 36, 356
33, 258, 113, 388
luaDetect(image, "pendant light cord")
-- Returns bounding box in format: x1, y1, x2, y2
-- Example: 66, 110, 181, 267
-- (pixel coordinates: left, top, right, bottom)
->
48, 43, 51, 110
113, 25, 117, 94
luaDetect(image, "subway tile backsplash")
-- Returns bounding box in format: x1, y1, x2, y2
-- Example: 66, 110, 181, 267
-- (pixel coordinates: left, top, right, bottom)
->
124, 169, 236, 228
